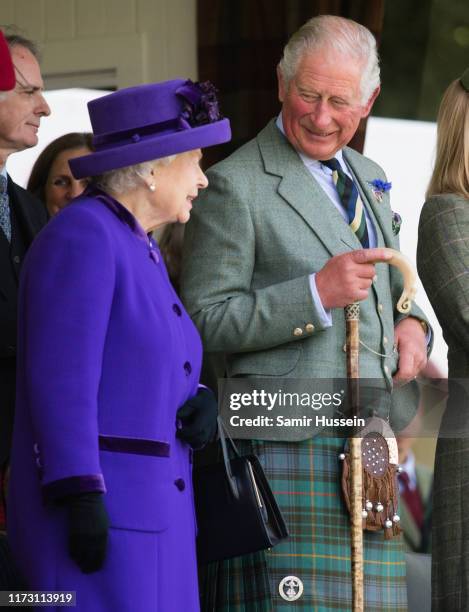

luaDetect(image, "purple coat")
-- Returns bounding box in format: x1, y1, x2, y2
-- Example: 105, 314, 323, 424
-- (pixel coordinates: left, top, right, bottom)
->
8, 190, 202, 611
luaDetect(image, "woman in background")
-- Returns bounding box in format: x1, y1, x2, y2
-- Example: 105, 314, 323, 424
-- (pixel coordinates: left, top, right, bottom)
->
9, 79, 230, 611
27, 132, 92, 216
417, 67, 469, 611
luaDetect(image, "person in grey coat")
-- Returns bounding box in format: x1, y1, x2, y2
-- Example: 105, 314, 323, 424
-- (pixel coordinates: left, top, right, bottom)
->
417, 67, 469, 612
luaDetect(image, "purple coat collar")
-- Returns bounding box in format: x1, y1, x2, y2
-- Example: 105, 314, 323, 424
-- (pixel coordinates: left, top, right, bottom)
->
85, 187, 160, 262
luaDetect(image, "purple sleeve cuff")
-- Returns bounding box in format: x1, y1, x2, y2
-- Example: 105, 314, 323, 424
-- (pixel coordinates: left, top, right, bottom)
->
197, 383, 211, 393
42, 474, 106, 504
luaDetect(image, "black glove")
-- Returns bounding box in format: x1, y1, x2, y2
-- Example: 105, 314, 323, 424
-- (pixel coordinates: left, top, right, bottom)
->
65, 492, 109, 574
176, 388, 218, 450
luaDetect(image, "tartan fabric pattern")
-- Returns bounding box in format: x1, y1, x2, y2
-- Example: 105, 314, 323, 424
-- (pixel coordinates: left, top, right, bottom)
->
200, 436, 407, 611
417, 194, 469, 610
321, 158, 369, 248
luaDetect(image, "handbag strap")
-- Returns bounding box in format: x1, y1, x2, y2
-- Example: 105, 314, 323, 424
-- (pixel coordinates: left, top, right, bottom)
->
217, 416, 241, 499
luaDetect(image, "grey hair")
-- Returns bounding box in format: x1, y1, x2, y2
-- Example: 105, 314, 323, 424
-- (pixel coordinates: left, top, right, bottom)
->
5, 32, 40, 60
90, 155, 176, 194
278, 15, 380, 104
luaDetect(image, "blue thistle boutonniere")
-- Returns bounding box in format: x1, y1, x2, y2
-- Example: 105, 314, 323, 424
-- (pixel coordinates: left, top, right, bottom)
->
369, 179, 392, 203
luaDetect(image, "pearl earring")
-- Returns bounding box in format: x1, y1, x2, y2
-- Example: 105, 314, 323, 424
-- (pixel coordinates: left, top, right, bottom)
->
149, 183, 156, 192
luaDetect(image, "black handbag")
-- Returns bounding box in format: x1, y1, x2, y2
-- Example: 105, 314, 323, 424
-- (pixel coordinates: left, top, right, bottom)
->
193, 417, 289, 564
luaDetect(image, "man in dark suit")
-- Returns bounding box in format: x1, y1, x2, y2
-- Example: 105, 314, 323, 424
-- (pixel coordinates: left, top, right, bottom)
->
0, 32, 50, 585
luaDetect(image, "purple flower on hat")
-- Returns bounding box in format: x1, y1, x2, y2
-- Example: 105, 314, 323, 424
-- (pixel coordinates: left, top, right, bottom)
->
368, 178, 392, 203
176, 80, 222, 129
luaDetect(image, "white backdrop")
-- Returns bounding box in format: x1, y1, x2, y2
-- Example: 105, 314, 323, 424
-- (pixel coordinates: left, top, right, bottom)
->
364, 117, 446, 375
6, 88, 105, 186
5, 91, 446, 374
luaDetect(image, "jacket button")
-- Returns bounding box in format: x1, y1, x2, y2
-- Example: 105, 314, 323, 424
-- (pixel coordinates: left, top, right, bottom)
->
378, 304, 384, 313
305, 323, 315, 333
174, 478, 185, 491
173, 303, 182, 316
183, 361, 192, 375
13, 255, 20, 264
293, 327, 303, 337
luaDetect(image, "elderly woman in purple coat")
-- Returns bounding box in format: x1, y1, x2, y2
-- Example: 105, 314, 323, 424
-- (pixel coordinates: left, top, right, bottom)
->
8, 79, 231, 611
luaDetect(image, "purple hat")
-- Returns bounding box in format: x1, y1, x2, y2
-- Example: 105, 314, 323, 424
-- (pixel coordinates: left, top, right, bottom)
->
70, 78, 231, 178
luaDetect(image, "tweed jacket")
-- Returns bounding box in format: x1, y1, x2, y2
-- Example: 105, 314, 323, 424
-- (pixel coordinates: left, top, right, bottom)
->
418, 192, 469, 611
182, 120, 429, 440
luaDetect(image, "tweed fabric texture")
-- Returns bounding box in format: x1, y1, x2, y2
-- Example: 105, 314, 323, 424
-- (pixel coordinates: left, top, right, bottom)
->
200, 436, 407, 611
417, 193, 469, 611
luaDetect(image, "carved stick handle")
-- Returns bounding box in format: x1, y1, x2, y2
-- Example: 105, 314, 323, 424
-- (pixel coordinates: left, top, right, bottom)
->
370, 248, 417, 314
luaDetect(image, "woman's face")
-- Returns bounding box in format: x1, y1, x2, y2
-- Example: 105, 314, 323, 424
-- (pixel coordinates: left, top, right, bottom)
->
45, 146, 91, 216
152, 149, 208, 225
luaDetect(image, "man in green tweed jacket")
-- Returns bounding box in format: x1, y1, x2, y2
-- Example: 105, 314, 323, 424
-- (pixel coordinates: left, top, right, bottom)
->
181, 14, 431, 611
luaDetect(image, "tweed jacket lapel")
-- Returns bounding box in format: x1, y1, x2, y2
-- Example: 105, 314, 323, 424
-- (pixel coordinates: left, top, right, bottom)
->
257, 121, 359, 255
343, 148, 394, 248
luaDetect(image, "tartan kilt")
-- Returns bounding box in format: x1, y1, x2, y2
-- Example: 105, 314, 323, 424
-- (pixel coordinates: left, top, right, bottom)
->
199, 435, 407, 611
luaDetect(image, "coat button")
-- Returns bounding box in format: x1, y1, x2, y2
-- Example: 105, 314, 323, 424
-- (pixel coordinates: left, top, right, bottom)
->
173, 303, 182, 316
293, 327, 303, 337
183, 361, 192, 375
305, 323, 315, 333
174, 478, 185, 491
13, 255, 20, 264
378, 304, 383, 313
383, 336, 388, 345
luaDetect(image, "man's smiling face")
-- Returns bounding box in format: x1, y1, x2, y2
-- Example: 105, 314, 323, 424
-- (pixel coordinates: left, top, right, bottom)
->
278, 48, 378, 160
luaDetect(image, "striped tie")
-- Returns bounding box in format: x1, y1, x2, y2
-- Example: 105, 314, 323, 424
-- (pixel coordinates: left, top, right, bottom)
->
321, 158, 369, 248
0, 175, 11, 243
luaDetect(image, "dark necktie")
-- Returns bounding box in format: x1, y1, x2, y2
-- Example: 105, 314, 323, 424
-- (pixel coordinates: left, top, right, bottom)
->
398, 470, 424, 529
321, 157, 369, 248
0, 175, 11, 242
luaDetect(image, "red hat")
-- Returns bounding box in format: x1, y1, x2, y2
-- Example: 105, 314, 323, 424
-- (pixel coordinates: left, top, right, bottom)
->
0, 31, 15, 92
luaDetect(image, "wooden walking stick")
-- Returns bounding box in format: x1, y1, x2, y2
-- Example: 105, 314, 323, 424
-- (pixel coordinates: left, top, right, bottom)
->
344, 248, 417, 612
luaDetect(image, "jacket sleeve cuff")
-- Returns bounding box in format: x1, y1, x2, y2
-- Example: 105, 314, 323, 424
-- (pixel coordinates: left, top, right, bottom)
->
42, 474, 106, 504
